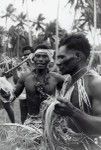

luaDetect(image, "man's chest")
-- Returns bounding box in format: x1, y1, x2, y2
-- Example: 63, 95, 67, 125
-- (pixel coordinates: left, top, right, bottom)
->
69, 82, 92, 113
24, 74, 57, 95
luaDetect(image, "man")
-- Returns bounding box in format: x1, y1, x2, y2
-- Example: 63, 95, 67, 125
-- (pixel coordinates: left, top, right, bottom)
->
22, 45, 33, 58
11, 44, 64, 123
12, 46, 34, 124
50, 33, 101, 150
13, 45, 33, 84
10, 44, 64, 149
0, 75, 15, 123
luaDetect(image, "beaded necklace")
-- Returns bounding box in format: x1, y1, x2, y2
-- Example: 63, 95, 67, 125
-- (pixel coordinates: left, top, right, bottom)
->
33, 68, 50, 99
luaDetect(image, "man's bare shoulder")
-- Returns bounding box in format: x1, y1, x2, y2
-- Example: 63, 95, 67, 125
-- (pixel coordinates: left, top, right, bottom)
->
49, 72, 66, 83
85, 70, 101, 85
20, 71, 32, 81
85, 70, 101, 115
84, 69, 101, 99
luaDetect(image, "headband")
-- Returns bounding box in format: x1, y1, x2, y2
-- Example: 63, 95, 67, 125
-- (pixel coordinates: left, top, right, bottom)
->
34, 49, 54, 62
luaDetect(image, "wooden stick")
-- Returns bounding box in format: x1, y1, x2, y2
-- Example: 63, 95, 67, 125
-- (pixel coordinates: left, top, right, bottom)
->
5, 57, 30, 74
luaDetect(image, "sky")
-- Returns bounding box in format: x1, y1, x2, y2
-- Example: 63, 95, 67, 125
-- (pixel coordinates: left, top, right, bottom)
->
0, 0, 74, 31
0, 0, 101, 46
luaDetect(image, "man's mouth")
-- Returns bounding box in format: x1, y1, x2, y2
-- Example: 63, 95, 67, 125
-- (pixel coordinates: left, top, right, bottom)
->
37, 63, 45, 67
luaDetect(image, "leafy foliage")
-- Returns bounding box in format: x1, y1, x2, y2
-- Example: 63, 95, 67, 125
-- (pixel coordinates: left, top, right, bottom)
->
0, 3, 67, 57
0, 123, 42, 150
1, 4, 16, 22
15, 12, 27, 29
67, 0, 101, 32
43, 20, 67, 48
8, 25, 29, 57
0, 27, 5, 53
31, 13, 46, 31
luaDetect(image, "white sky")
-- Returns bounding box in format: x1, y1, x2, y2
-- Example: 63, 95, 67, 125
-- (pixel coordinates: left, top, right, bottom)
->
0, 0, 101, 46
0, 0, 73, 30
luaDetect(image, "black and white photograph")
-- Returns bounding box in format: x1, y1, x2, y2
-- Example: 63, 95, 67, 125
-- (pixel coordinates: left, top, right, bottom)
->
0, 0, 101, 149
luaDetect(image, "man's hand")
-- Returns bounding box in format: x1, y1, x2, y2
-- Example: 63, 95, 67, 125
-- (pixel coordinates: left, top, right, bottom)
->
9, 94, 16, 103
28, 53, 34, 63
54, 97, 75, 117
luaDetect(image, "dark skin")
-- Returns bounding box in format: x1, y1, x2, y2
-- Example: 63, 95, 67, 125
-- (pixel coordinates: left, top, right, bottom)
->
0, 69, 15, 123
55, 98, 101, 135
13, 50, 33, 124
55, 45, 101, 135
0, 87, 15, 123
2, 102, 15, 123
22, 49, 33, 67
12, 52, 64, 116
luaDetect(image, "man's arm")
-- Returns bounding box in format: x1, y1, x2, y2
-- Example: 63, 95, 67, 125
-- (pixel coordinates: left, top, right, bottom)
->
50, 72, 72, 92
55, 99, 101, 135
54, 71, 101, 135
50, 72, 65, 91
72, 106, 101, 135
12, 74, 25, 101
87, 72, 101, 116
50, 72, 65, 82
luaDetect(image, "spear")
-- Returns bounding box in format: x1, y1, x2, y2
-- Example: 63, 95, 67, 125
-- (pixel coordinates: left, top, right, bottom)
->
88, 0, 97, 68
55, 0, 60, 62
26, 0, 33, 46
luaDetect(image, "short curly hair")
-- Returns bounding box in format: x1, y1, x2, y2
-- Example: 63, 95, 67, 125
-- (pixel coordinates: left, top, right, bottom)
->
59, 33, 91, 58
34, 44, 50, 51
22, 45, 33, 53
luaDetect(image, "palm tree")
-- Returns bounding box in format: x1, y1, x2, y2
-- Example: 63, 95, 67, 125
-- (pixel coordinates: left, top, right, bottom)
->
0, 26, 6, 54
67, 0, 101, 31
8, 26, 29, 57
22, 0, 37, 46
1, 4, 16, 27
15, 12, 27, 29
8, 12, 28, 57
1, 4, 16, 53
43, 20, 67, 48
31, 14, 46, 32
29, 14, 46, 46
13, 12, 27, 57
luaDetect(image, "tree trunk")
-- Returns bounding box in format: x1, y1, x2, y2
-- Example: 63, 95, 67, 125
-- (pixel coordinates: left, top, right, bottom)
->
17, 34, 20, 58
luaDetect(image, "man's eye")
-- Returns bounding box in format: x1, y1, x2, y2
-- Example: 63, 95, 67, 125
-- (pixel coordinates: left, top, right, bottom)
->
58, 55, 65, 59
43, 55, 48, 58
35, 54, 40, 58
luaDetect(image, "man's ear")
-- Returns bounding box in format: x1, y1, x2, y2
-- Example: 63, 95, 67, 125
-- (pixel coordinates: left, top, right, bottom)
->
29, 53, 35, 63
46, 57, 50, 64
75, 52, 82, 61
76, 51, 80, 57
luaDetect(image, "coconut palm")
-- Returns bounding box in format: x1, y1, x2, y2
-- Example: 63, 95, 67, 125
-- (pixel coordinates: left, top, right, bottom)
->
8, 12, 28, 57
15, 12, 27, 29
43, 20, 67, 48
0, 26, 6, 54
31, 14, 46, 32
8, 25, 29, 57
12, 12, 28, 57
67, 0, 101, 31
0, 4, 16, 53
1, 4, 16, 26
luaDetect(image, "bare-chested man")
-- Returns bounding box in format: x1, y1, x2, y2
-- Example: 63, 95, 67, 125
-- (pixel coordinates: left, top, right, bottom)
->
11, 44, 64, 123
51, 33, 101, 150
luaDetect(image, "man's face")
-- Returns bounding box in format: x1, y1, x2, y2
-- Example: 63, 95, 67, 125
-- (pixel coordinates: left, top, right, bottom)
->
23, 50, 31, 58
57, 45, 80, 75
34, 52, 50, 69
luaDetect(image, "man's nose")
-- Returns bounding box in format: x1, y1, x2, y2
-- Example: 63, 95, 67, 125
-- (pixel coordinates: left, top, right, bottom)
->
38, 56, 44, 62
56, 59, 62, 66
